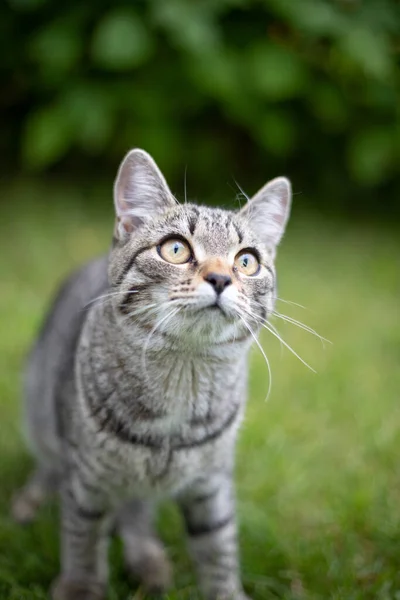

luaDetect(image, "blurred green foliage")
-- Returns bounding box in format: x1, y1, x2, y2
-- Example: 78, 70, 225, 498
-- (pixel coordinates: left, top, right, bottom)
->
1, 0, 399, 213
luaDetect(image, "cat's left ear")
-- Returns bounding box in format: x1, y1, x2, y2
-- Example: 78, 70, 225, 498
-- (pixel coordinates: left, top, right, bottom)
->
240, 177, 292, 249
114, 149, 176, 241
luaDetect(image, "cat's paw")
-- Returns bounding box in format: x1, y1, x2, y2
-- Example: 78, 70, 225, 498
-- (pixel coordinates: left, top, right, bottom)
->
124, 537, 172, 595
11, 490, 39, 524
11, 480, 50, 524
51, 576, 106, 600
11, 469, 58, 524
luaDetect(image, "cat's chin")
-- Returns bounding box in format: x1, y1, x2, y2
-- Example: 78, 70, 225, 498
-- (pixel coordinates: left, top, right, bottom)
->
204, 303, 232, 318
184, 304, 237, 326
179, 298, 238, 320
159, 307, 245, 349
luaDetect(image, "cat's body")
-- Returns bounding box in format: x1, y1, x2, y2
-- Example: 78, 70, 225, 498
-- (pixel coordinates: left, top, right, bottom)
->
13, 150, 292, 600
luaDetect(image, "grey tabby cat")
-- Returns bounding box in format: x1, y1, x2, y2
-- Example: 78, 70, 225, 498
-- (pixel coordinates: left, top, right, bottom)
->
12, 149, 291, 600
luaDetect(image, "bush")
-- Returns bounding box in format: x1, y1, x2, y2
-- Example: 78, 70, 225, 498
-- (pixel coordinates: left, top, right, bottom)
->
1, 0, 399, 214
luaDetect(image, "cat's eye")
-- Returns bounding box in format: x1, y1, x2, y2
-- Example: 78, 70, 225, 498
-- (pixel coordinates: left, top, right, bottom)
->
158, 238, 192, 264
234, 250, 260, 276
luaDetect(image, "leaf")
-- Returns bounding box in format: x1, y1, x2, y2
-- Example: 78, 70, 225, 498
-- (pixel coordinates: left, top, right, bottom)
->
30, 24, 81, 72
347, 128, 394, 185
150, 0, 220, 55
91, 10, 153, 71
61, 87, 114, 153
248, 43, 307, 101
22, 105, 72, 169
256, 110, 297, 156
189, 50, 239, 100
7, 0, 46, 11
338, 28, 393, 80
265, 0, 347, 36
310, 83, 348, 132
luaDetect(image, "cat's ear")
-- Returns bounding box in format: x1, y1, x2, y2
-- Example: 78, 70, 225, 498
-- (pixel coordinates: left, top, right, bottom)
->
114, 149, 176, 240
240, 177, 291, 249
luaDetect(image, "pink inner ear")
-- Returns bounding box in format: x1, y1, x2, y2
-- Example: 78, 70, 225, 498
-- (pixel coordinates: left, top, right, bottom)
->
120, 215, 134, 234
272, 209, 285, 227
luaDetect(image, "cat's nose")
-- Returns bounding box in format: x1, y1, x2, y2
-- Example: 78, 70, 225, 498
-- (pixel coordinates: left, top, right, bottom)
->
204, 272, 232, 295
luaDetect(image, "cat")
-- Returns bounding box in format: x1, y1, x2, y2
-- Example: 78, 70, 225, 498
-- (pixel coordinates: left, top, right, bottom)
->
12, 149, 291, 600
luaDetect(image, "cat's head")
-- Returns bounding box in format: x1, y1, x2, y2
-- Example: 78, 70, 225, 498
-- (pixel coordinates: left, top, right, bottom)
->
108, 149, 291, 349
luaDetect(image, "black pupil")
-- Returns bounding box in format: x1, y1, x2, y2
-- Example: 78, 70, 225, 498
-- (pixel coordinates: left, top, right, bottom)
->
174, 243, 180, 254
242, 255, 249, 267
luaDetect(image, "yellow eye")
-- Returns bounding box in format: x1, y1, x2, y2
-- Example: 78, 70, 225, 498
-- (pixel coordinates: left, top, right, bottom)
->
159, 238, 192, 264
235, 250, 260, 276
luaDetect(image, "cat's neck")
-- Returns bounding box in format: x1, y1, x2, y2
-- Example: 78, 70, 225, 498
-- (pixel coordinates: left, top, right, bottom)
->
79, 302, 250, 436
102, 301, 253, 364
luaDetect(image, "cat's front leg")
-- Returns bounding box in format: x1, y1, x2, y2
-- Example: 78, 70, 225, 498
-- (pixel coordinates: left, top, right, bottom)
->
52, 477, 111, 600
178, 472, 250, 600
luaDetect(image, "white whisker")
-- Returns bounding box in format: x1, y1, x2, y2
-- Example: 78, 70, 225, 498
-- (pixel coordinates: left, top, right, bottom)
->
243, 307, 316, 373
122, 303, 159, 322
233, 178, 250, 202
274, 297, 308, 310
239, 315, 272, 401
84, 289, 138, 309
267, 320, 284, 358
141, 307, 181, 380
272, 311, 331, 346
262, 322, 316, 372
184, 165, 188, 205
243, 295, 325, 346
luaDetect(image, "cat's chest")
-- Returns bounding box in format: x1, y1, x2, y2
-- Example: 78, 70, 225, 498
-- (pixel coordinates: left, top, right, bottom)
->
77, 417, 240, 502
153, 357, 217, 424
76, 337, 246, 497
101, 352, 235, 429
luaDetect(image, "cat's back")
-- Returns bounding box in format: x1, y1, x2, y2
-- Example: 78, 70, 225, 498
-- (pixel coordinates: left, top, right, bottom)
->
24, 255, 109, 464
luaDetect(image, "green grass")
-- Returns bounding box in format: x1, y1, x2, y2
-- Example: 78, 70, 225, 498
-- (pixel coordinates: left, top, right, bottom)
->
1, 182, 399, 599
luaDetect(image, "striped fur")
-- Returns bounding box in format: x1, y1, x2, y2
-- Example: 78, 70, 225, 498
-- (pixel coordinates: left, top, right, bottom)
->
13, 149, 291, 600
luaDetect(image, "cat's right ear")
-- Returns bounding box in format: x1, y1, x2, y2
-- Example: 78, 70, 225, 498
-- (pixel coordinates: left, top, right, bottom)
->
113, 149, 176, 241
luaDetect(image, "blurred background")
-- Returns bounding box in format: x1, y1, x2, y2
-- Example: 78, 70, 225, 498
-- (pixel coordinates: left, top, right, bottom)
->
1, 1, 400, 599
1, 0, 400, 215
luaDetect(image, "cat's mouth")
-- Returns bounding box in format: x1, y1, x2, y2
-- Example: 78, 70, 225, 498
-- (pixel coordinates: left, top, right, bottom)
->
208, 299, 222, 310
168, 294, 237, 322
202, 296, 224, 312
204, 299, 235, 321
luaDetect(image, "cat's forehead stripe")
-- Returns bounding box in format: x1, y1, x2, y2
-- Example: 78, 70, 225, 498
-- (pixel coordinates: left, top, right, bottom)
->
187, 206, 200, 235
177, 205, 245, 249
232, 221, 243, 245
